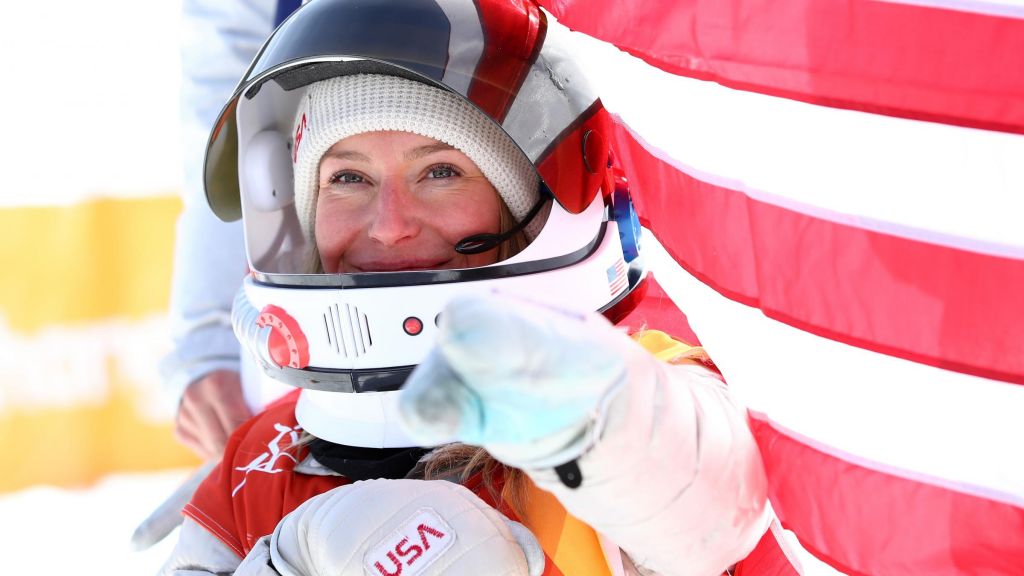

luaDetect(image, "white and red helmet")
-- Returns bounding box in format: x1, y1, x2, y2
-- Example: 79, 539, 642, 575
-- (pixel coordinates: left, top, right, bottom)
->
205, 0, 644, 446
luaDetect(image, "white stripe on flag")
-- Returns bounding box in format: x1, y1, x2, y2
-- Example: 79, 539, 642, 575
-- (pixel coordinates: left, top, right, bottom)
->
564, 29, 1024, 258
876, 0, 1024, 19
644, 232, 1024, 505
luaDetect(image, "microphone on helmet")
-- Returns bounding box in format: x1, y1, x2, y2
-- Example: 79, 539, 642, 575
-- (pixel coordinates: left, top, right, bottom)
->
454, 196, 550, 255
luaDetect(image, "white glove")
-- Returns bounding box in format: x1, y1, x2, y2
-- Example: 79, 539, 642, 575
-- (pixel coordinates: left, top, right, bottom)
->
397, 292, 771, 576
251, 478, 544, 576
397, 292, 641, 470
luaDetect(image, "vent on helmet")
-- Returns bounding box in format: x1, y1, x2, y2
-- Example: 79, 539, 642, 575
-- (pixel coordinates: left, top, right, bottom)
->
323, 303, 372, 357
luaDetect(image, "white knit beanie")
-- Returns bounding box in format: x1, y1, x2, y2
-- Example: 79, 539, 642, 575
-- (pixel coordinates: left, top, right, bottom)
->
291, 74, 541, 241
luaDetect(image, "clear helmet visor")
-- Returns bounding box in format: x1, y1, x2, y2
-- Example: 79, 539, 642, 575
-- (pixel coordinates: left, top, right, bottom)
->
204, 0, 615, 284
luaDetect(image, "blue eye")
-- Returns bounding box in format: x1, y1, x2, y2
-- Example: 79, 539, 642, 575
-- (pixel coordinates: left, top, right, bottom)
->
329, 172, 364, 185
428, 164, 459, 179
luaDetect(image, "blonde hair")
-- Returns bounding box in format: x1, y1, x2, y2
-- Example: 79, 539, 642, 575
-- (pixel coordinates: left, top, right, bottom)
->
495, 198, 529, 262
292, 431, 528, 517
419, 444, 529, 517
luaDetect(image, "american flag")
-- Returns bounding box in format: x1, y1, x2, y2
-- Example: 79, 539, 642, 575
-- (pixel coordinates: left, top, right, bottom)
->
546, 1, 1024, 574
606, 258, 628, 297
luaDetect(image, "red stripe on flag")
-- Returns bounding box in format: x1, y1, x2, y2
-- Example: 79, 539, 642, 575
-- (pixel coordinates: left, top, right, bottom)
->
540, 0, 1024, 134
733, 521, 802, 576
613, 274, 702, 344
749, 413, 1024, 575
609, 119, 1024, 385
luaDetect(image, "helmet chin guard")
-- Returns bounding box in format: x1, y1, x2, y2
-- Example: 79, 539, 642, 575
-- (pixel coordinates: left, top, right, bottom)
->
213, 0, 648, 447
295, 390, 420, 448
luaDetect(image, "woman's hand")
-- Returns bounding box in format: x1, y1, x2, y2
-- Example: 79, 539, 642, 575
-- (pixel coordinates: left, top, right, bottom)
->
398, 292, 635, 468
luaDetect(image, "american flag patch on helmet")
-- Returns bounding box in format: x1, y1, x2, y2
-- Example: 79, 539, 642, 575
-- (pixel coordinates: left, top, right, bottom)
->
606, 259, 628, 296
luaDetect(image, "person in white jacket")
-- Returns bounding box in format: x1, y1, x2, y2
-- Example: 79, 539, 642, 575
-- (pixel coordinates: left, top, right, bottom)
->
163, 0, 290, 459
160, 1, 770, 574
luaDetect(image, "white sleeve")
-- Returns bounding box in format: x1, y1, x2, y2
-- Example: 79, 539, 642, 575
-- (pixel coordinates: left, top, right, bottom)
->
159, 0, 277, 404
159, 518, 244, 576
235, 536, 282, 576
514, 356, 771, 576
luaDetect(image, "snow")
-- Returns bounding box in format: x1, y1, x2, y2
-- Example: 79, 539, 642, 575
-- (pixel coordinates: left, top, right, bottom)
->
0, 469, 192, 574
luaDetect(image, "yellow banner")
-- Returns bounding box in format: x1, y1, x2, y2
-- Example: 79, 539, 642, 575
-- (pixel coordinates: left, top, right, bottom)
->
1, 196, 201, 493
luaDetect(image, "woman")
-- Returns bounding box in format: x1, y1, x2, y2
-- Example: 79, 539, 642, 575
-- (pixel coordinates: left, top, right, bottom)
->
161, 1, 769, 574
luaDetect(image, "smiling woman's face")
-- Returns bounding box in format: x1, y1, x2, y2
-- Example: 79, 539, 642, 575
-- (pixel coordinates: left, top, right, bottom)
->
314, 131, 503, 273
